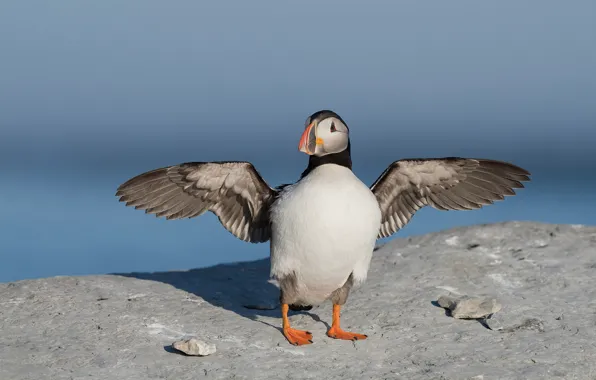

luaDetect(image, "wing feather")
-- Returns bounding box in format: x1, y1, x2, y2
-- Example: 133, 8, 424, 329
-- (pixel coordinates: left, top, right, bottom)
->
116, 161, 276, 243
371, 158, 530, 238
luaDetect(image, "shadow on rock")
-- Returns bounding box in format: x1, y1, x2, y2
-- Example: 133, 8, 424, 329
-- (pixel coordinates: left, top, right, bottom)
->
113, 258, 317, 326
163, 345, 184, 356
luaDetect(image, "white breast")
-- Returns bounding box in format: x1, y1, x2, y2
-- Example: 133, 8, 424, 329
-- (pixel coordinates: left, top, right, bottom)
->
270, 164, 382, 305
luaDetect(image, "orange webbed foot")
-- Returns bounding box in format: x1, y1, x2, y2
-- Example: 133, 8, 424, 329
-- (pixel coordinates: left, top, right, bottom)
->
281, 303, 314, 346
326, 326, 368, 341
283, 327, 313, 346
327, 304, 367, 341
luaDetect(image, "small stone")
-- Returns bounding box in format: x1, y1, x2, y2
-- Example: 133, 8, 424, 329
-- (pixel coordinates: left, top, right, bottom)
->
171, 338, 216, 356
532, 240, 549, 248
482, 313, 514, 331
437, 295, 502, 319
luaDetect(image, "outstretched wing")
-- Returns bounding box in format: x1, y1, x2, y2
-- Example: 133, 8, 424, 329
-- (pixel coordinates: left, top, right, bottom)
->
370, 158, 531, 238
116, 161, 276, 243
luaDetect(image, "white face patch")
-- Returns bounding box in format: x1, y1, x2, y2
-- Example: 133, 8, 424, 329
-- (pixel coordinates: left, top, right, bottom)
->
314, 117, 349, 156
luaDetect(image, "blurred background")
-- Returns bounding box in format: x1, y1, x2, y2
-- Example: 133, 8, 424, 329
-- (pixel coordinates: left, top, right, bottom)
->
1, 0, 594, 283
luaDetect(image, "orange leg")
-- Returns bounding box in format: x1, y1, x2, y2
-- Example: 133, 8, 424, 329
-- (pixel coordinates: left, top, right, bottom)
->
282, 304, 313, 346
326, 304, 368, 341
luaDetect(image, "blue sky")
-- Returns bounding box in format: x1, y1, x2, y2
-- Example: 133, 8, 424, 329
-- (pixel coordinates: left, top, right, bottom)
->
0, 0, 594, 282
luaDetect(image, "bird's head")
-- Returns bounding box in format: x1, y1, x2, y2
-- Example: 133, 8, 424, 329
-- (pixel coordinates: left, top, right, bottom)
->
298, 110, 350, 157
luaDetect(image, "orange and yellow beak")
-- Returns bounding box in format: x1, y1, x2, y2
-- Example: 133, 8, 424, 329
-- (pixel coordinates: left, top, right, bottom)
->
298, 122, 324, 155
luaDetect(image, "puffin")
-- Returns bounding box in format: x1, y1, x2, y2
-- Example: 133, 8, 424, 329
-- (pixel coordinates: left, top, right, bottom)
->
116, 110, 530, 346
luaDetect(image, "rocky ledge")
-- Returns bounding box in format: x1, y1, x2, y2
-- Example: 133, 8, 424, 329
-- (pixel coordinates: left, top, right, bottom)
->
1, 222, 596, 380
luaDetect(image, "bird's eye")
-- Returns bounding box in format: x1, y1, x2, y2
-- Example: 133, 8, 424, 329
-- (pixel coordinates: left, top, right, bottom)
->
330, 122, 337, 132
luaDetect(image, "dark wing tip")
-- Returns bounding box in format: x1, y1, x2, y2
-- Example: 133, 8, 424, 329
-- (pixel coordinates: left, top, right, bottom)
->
477, 159, 532, 177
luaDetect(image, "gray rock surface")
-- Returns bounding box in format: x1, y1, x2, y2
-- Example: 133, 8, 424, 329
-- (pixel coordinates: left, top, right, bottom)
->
1, 222, 596, 380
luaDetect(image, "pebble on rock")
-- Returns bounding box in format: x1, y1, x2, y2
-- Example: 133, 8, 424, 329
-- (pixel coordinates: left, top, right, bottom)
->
171, 338, 216, 357
437, 295, 502, 319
